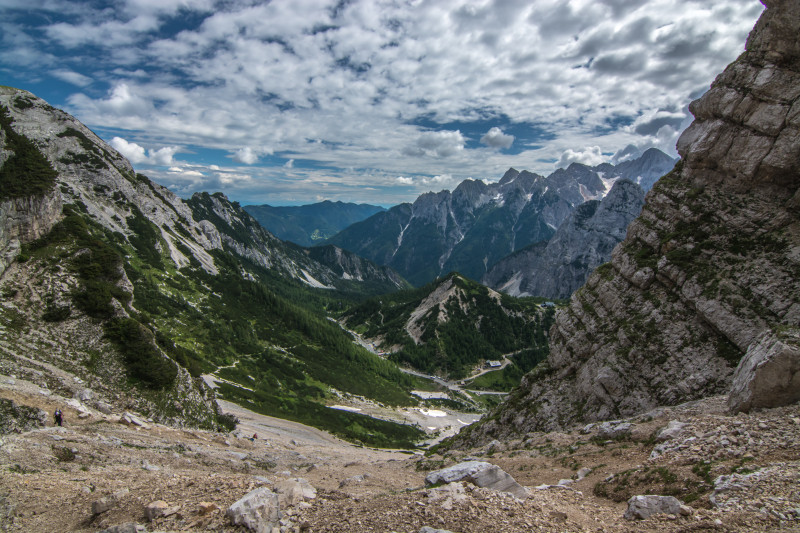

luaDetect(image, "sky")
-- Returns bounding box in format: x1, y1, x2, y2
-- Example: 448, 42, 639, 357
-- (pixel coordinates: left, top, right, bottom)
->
1, 0, 764, 207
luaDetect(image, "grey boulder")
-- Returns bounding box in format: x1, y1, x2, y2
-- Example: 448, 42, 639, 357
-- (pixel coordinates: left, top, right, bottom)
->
425, 461, 527, 499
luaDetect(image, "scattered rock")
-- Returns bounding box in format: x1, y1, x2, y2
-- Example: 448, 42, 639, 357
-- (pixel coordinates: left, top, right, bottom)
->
98, 524, 146, 533
120, 412, 149, 429
655, 420, 688, 442
425, 461, 527, 499
198, 501, 218, 515
0, 399, 47, 434
144, 500, 178, 521
275, 478, 316, 507
75, 388, 94, 402
596, 421, 633, 439
624, 495, 684, 520
95, 402, 113, 415
91, 497, 115, 516
226, 487, 280, 532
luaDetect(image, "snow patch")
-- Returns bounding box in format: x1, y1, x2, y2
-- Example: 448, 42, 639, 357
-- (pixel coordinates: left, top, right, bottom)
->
601, 175, 621, 193
329, 405, 362, 412
417, 408, 447, 418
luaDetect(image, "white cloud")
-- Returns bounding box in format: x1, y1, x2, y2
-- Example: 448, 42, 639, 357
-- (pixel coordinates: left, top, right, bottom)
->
52, 69, 92, 87
233, 147, 259, 165
110, 137, 147, 164
403, 131, 465, 158
396, 176, 414, 185
8, 0, 765, 203
110, 137, 177, 166
480, 127, 515, 149
149, 146, 177, 165
284, 158, 294, 168
556, 146, 607, 169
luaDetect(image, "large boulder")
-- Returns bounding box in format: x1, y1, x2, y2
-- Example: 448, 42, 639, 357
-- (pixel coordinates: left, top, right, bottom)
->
226, 487, 280, 532
728, 332, 800, 413
624, 495, 684, 520
424, 461, 527, 499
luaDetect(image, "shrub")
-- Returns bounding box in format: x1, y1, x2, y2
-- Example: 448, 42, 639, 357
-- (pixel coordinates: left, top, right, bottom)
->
0, 105, 58, 200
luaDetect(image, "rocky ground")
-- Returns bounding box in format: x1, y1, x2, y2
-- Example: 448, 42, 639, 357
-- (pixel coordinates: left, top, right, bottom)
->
1, 372, 799, 533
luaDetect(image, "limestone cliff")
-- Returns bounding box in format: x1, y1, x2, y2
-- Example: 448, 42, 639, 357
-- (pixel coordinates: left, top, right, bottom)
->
461, 0, 800, 442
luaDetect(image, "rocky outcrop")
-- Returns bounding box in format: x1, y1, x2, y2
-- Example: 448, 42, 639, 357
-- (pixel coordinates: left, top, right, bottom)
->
0, 192, 62, 277
485, 179, 645, 298
459, 0, 800, 442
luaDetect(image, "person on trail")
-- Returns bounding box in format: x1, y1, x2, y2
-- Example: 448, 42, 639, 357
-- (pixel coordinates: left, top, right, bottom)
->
251, 433, 258, 441
54, 409, 63, 427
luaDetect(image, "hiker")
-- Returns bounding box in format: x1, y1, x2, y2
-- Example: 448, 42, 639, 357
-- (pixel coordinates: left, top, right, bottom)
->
54, 408, 63, 427
251, 433, 258, 441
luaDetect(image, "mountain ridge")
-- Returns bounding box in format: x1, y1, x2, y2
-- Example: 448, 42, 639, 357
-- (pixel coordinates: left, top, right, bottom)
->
244, 200, 385, 247
325, 150, 675, 287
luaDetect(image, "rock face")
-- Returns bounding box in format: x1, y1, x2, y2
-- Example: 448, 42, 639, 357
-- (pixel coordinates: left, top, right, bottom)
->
326, 151, 673, 286
459, 0, 800, 442
484, 179, 645, 298
0, 192, 62, 277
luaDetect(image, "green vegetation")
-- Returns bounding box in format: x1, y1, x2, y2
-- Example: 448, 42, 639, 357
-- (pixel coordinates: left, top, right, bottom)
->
0, 105, 58, 200
344, 273, 555, 380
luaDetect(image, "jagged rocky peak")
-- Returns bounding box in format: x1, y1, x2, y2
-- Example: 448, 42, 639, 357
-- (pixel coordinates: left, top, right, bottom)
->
460, 0, 800, 444
498, 167, 520, 184
485, 178, 645, 299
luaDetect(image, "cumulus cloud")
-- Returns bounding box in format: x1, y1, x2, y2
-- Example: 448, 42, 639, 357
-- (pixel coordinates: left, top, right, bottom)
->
110, 137, 177, 166
4, 0, 764, 203
403, 131, 465, 158
396, 176, 414, 185
284, 158, 294, 168
556, 146, 607, 169
110, 137, 147, 164
232, 146, 274, 165
611, 144, 643, 164
480, 127, 515, 149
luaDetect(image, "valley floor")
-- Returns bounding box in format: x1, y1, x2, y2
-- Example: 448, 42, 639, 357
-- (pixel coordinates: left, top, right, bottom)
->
1, 373, 799, 532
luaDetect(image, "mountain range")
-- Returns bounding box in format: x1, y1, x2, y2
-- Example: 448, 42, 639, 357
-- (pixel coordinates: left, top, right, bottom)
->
484, 178, 646, 299
324, 148, 676, 287
243, 200, 384, 247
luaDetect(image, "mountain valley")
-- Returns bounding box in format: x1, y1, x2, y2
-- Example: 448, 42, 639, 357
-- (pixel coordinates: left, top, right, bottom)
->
1, 0, 799, 532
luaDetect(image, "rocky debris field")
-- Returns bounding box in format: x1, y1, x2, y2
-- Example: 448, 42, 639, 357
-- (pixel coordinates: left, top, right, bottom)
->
1, 371, 799, 533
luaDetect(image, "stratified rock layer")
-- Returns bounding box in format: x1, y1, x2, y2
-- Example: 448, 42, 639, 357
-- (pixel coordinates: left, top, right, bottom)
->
462, 0, 800, 443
